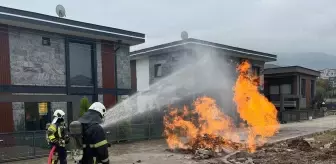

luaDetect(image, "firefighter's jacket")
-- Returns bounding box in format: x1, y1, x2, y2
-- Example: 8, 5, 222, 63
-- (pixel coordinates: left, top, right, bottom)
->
78, 110, 109, 164
47, 122, 67, 147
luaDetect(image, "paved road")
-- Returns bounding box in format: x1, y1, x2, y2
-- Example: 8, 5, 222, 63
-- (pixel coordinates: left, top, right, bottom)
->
7, 115, 336, 164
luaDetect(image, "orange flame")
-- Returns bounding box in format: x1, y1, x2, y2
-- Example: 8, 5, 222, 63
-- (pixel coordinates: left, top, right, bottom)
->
233, 60, 279, 152
163, 60, 279, 153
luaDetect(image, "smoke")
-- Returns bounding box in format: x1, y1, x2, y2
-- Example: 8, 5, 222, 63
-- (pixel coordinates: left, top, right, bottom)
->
102, 46, 239, 128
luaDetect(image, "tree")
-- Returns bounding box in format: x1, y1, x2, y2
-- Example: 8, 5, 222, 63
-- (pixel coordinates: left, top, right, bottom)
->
315, 86, 327, 102
80, 97, 91, 117
316, 78, 330, 90
314, 78, 330, 103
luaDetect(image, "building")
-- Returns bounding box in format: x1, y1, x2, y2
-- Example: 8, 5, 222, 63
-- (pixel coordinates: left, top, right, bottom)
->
129, 37, 277, 126
0, 6, 144, 132
130, 37, 277, 92
263, 66, 320, 122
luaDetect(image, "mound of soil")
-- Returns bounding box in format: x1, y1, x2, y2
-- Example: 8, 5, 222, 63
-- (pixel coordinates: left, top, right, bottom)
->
288, 138, 312, 152
329, 141, 336, 149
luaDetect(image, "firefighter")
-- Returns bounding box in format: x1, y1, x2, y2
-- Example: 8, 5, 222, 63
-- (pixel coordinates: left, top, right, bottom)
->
47, 109, 69, 164
78, 102, 109, 164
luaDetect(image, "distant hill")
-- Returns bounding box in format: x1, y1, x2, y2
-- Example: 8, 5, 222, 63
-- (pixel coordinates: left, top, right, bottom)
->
270, 52, 336, 70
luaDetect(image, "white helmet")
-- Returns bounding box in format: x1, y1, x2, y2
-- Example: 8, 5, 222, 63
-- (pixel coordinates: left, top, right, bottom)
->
52, 109, 66, 124
88, 102, 106, 118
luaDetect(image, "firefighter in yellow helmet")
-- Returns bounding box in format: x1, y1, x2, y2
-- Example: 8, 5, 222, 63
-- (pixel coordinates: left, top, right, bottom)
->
77, 102, 109, 164
47, 109, 69, 164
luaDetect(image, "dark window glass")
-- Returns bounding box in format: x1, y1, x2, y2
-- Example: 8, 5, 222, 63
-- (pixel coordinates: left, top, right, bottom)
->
301, 79, 306, 98
311, 80, 315, 98
252, 66, 260, 76
154, 64, 162, 77
69, 42, 93, 86
25, 102, 51, 131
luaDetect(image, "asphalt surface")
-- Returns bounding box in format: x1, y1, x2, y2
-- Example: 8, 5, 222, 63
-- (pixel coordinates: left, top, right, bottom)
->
7, 115, 336, 164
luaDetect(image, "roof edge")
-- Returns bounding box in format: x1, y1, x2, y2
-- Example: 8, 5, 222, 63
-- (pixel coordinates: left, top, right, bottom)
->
264, 66, 320, 77
130, 38, 277, 60
0, 5, 145, 39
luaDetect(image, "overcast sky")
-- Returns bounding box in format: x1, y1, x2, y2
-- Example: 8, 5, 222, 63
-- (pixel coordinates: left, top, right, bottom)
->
2, 0, 336, 55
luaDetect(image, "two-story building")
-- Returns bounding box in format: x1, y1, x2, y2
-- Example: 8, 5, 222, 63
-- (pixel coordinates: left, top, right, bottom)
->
0, 6, 144, 132
130, 37, 277, 126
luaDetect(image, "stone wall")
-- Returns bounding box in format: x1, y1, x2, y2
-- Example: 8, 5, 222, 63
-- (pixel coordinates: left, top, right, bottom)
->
116, 46, 131, 89
9, 27, 66, 86
148, 50, 190, 84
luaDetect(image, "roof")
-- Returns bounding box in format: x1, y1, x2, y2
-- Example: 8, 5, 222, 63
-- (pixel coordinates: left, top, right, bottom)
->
0, 6, 145, 45
130, 38, 277, 61
264, 66, 320, 77
264, 63, 281, 69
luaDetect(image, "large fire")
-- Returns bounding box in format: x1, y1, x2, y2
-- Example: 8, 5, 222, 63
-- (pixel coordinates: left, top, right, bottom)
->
163, 60, 280, 153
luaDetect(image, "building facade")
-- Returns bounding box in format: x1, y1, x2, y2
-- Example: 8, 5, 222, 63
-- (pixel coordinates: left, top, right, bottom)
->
131, 38, 277, 92
129, 38, 276, 124
0, 6, 144, 132
264, 66, 320, 111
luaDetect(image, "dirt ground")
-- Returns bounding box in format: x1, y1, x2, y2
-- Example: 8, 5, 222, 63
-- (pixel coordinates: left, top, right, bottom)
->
227, 130, 336, 164
7, 115, 336, 164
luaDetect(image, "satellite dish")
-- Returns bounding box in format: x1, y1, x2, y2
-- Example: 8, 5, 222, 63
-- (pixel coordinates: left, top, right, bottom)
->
181, 31, 188, 40
56, 5, 66, 18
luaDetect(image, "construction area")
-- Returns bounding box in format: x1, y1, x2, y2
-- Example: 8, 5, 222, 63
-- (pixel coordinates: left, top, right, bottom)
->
8, 115, 336, 164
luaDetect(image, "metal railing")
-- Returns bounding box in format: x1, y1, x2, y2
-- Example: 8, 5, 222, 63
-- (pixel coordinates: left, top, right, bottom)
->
0, 123, 164, 163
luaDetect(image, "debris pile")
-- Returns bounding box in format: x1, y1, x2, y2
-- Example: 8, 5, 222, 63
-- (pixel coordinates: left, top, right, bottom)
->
167, 134, 245, 160
187, 134, 243, 153
287, 138, 312, 151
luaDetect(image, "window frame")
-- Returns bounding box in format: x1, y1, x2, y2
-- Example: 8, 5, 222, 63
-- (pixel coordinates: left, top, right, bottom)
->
270, 85, 280, 95
311, 80, 315, 98
154, 64, 163, 77
68, 41, 95, 87
301, 78, 306, 98
252, 66, 260, 76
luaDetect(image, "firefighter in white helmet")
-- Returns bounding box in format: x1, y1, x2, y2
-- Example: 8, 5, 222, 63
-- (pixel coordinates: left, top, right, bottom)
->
47, 109, 69, 164
77, 102, 110, 164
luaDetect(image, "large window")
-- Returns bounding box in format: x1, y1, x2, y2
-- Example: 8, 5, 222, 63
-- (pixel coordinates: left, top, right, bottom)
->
270, 85, 280, 95
311, 80, 315, 98
25, 102, 51, 131
280, 84, 292, 94
301, 79, 306, 98
69, 42, 93, 86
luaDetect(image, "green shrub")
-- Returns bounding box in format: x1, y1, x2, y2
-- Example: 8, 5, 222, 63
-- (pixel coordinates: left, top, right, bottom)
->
80, 97, 91, 117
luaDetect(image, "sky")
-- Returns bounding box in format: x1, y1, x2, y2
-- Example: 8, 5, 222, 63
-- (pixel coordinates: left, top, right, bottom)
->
2, 0, 336, 55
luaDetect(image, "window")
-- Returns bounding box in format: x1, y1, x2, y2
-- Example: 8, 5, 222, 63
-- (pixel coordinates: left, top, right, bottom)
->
280, 84, 292, 94
69, 42, 93, 86
252, 66, 260, 76
301, 79, 306, 98
270, 85, 279, 94
25, 102, 51, 131
42, 37, 51, 46
311, 80, 315, 98
154, 64, 162, 77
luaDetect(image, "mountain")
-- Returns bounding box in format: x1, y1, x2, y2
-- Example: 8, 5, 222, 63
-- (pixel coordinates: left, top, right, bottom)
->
270, 52, 336, 70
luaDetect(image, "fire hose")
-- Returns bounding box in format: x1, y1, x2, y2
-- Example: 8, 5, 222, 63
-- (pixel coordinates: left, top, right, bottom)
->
48, 145, 56, 164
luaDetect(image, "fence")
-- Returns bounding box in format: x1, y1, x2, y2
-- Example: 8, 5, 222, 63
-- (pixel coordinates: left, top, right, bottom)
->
0, 123, 164, 163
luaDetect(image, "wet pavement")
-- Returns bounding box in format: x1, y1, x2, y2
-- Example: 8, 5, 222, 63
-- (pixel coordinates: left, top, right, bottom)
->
7, 115, 336, 164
